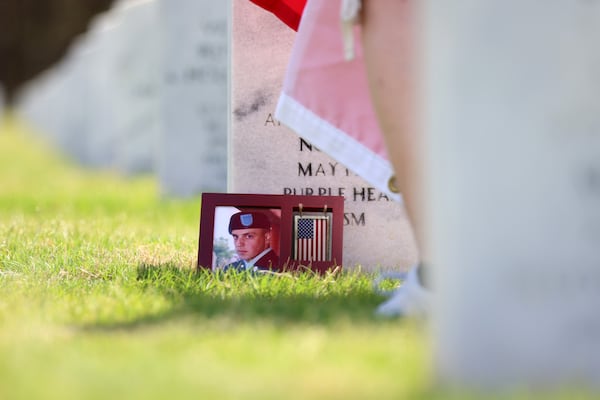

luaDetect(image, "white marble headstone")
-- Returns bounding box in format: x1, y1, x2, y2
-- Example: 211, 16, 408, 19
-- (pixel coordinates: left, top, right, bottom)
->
230, 0, 418, 271
158, 0, 228, 196
18, 2, 156, 171
58, 34, 96, 164
16, 64, 80, 156
20, 7, 122, 168
423, 0, 600, 389
112, 0, 160, 175
82, 10, 123, 168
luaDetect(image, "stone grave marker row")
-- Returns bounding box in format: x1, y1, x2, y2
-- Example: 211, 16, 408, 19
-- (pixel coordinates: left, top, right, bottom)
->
16, 0, 228, 196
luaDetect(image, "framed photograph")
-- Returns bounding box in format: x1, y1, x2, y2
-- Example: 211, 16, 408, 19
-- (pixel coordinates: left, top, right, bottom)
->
197, 193, 344, 273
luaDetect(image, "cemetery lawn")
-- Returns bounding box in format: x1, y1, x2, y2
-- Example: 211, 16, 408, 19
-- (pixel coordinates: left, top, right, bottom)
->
0, 115, 593, 400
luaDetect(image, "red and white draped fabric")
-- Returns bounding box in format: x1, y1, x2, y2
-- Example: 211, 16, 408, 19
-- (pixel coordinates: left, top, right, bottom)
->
248, 0, 407, 201
275, 0, 403, 201
249, 0, 307, 31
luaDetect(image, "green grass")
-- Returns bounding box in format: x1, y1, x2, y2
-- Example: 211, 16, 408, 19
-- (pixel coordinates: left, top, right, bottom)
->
0, 115, 593, 400
0, 115, 432, 400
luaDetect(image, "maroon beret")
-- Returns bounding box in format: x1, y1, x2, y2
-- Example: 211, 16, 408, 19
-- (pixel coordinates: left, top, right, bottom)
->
228, 211, 271, 233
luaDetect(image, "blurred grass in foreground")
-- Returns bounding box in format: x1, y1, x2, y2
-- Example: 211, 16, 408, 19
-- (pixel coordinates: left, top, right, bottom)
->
0, 115, 593, 400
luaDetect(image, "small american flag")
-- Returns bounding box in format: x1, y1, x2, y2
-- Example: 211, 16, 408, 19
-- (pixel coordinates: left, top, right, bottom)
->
294, 215, 330, 261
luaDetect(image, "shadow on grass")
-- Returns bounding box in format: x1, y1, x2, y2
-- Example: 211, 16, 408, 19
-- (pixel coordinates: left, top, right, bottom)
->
81, 263, 394, 332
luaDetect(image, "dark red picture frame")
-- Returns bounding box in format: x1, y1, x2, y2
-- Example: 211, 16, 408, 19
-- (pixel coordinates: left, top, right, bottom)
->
197, 193, 344, 273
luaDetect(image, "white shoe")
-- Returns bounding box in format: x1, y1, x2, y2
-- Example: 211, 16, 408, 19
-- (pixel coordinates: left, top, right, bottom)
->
374, 266, 431, 318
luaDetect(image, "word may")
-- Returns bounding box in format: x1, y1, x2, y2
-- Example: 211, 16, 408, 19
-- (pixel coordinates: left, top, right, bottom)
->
298, 162, 351, 177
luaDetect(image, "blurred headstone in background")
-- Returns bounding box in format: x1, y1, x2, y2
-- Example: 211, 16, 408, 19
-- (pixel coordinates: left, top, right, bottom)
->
17, 63, 77, 155
0, 0, 114, 103
15, 4, 124, 168
17, 31, 92, 163
77, 8, 122, 168
18, 0, 160, 172
229, 0, 418, 271
12, 0, 229, 198
158, 0, 228, 196
54, 33, 96, 164
425, 0, 600, 390
112, 0, 160, 175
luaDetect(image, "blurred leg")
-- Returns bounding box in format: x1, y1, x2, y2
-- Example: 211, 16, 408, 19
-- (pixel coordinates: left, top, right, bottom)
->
361, 0, 427, 263
361, 0, 430, 316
